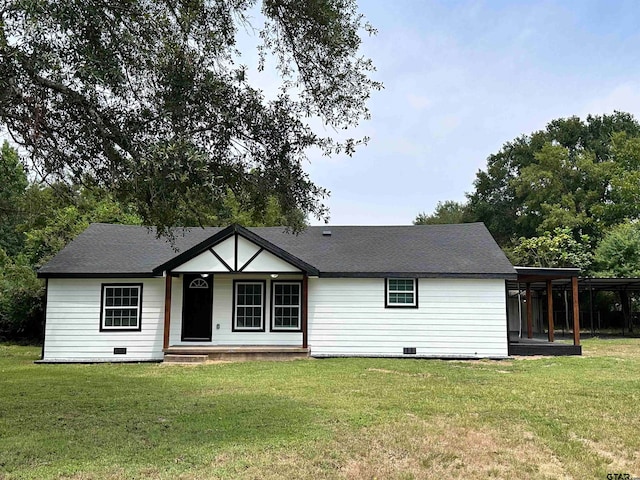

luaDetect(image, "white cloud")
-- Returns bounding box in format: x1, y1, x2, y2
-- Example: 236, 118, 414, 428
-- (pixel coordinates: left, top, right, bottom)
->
579, 82, 640, 119
406, 93, 432, 110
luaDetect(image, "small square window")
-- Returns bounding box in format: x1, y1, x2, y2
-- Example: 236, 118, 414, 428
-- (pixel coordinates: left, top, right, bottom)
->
386, 278, 418, 308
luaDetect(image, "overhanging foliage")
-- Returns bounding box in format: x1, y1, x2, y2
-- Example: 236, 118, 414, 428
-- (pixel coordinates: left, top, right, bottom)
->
0, 0, 381, 234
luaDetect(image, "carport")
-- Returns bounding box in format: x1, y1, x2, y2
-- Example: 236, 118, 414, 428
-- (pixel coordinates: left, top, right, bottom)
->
507, 268, 640, 355
579, 277, 640, 334
507, 267, 581, 356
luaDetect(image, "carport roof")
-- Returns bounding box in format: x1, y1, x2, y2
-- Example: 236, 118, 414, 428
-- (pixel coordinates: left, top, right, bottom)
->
508, 268, 640, 292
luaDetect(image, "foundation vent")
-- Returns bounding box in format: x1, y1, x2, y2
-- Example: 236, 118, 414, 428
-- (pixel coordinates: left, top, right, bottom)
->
114, 348, 127, 355
403, 347, 416, 355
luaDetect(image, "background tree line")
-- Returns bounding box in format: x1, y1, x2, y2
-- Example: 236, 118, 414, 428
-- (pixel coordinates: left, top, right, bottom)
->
416, 111, 640, 331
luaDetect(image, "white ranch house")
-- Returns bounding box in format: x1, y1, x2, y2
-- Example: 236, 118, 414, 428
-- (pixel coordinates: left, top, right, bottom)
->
38, 222, 522, 362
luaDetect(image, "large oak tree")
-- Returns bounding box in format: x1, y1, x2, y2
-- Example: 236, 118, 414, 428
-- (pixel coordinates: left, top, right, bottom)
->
415, 112, 640, 273
466, 112, 640, 246
0, 0, 381, 233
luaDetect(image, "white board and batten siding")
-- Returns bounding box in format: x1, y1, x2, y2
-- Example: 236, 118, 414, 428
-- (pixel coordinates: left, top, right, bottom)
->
43, 278, 165, 362
307, 278, 508, 358
169, 273, 303, 346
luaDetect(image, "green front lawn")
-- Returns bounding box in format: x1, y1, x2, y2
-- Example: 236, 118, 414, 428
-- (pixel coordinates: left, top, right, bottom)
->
1, 339, 639, 479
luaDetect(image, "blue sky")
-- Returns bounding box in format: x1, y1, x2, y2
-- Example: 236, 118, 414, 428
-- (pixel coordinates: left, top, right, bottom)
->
5, 1, 640, 226
296, 0, 640, 225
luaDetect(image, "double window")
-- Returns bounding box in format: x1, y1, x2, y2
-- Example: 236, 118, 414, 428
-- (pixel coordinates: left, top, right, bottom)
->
233, 280, 302, 332
385, 278, 418, 308
100, 284, 143, 331
233, 281, 266, 331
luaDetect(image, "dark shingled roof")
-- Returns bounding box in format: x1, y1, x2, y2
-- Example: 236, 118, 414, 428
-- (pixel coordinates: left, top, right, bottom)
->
38, 222, 516, 278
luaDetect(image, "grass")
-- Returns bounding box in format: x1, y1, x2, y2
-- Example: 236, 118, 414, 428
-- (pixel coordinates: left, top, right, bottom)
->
0, 339, 639, 479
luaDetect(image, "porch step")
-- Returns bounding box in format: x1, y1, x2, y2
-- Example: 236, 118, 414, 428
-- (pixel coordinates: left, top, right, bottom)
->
163, 354, 209, 363
509, 343, 581, 356
163, 346, 309, 362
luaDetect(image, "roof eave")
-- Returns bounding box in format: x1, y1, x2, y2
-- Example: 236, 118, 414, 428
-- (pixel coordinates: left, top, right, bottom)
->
37, 272, 157, 279
318, 271, 517, 279
514, 266, 581, 282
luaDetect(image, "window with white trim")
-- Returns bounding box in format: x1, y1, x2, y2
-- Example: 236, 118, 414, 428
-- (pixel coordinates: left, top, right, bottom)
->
386, 278, 417, 307
272, 282, 301, 330
101, 284, 142, 330
234, 281, 264, 330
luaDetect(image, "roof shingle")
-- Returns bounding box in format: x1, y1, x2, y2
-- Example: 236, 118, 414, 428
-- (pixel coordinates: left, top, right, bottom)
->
38, 222, 515, 278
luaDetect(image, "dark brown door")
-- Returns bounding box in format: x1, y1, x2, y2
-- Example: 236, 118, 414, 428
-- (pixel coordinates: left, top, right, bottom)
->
181, 274, 213, 341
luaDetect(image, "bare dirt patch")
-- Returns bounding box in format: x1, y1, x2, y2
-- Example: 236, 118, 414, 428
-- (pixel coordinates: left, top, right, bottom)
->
582, 341, 640, 360
334, 415, 571, 480
570, 433, 640, 474
367, 368, 432, 378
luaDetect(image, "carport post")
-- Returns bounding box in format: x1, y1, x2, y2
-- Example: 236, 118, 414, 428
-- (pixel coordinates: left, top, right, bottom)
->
517, 283, 523, 338
589, 282, 594, 336
547, 279, 554, 342
572, 276, 580, 346
526, 283, 533, 339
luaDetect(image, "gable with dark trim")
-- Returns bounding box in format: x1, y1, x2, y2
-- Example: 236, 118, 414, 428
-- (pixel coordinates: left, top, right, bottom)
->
152, 225, 319, 275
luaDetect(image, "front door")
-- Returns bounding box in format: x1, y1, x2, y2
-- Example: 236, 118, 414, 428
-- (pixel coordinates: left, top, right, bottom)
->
181, 274, 213, 341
